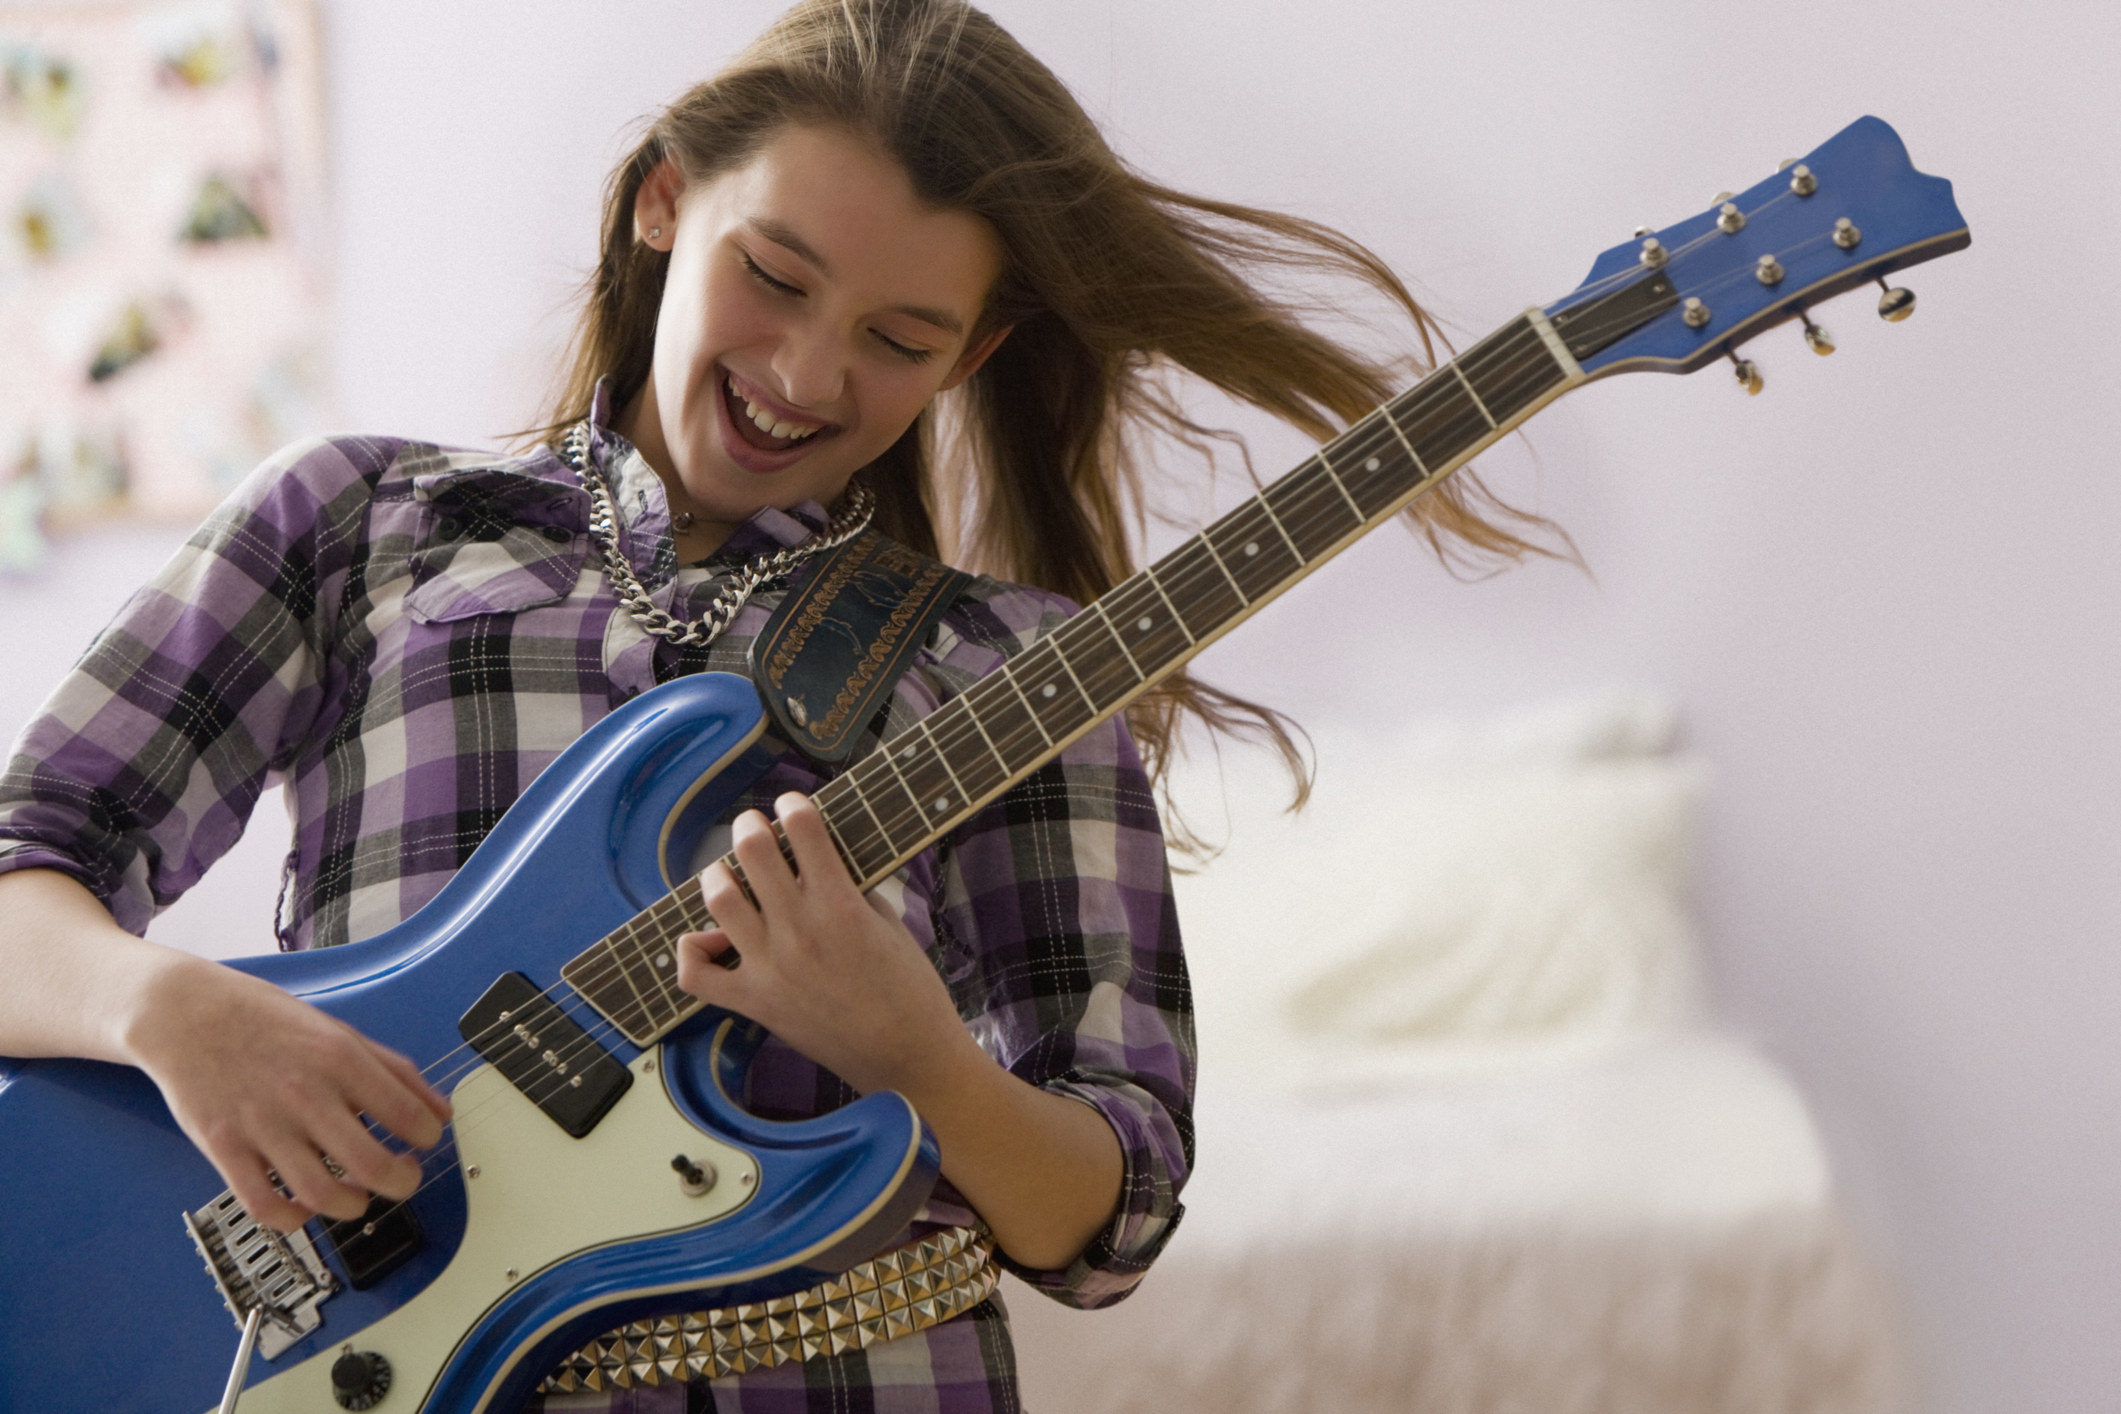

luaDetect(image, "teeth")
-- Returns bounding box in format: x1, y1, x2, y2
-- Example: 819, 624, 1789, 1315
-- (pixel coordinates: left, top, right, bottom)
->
728, 377, 820, 442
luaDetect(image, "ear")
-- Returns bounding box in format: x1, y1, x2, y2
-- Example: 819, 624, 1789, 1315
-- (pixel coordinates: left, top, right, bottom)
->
633, 158, 684, 251
938, 324, 1014, 392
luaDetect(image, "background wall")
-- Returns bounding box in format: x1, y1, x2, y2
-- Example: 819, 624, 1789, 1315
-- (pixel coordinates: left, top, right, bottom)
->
4, 3, 2114, 1411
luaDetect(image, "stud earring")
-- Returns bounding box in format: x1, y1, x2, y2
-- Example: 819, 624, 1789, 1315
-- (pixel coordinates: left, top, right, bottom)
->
649, 226, 662, 240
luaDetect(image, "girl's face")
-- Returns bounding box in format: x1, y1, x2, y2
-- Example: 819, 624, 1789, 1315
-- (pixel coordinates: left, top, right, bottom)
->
623, 124, 1008, 546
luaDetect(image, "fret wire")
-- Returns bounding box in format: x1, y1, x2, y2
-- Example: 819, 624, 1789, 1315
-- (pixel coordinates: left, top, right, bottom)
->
875, 735, 937, 831
1379, 404, 1431, 478
599, 934, 650, 1015
1089, 602, 1146, 682
1394, 371, 1490, 466
1002, 671, 1057, 747
672, 876, 709, 929
991, 699, 1050, 765
1267, 462, 1363, 558
1312, 448, 1367, 522
1449, 360, 1499, 428
817, 803, 861, 877
938, 699, 1016, 788
837, 769, 906, 861
626, 916, 683, 1015
1329, 420, 1411, 516
1141, 565, 1196, 645
926, 702, 1017, 808
612, 924, 665, 1025
912, 717, 971, 816
1197, 534, 1250, 605
855, 761, 925, 857
813, 776, 887, 871
957, 691, 1016, 775
1051, 641, 1096, 712
1463, 322, 1562, 423
1251, 488, 1307, 564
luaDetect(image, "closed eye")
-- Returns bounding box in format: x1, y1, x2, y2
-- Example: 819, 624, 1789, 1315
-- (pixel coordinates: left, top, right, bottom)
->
742, 253, 803, 297
872, 330, 935, 364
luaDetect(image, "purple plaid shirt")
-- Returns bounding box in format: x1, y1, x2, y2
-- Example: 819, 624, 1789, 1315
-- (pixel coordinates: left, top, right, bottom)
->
0, 392, 1193, 1412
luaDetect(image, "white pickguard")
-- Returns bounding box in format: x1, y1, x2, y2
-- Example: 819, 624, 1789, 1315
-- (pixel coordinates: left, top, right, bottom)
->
218, 1052, 758, 1413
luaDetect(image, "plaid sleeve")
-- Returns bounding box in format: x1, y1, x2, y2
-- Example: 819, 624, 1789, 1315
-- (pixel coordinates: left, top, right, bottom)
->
0, 436, 382, 932
926, 586, 1196, 1310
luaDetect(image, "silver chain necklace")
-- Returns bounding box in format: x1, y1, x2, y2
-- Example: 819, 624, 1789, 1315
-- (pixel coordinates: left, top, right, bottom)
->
559, 418, 874, 649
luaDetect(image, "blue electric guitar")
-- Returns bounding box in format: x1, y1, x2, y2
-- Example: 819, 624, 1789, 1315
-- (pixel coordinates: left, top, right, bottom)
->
0, 115, 1968, 1412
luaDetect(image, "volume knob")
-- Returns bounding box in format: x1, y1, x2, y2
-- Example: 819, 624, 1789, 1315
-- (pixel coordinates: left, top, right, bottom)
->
332, 1350, 393, 1410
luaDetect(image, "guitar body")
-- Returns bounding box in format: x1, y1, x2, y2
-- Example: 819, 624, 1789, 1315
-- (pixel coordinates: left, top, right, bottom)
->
0, 672, 941, 1414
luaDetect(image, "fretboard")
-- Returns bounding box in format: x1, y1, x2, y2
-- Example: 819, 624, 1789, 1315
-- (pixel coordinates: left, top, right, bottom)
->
564, 310, 1582, 1044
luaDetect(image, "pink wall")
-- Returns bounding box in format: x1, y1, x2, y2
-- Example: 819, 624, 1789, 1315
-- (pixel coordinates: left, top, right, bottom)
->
3, 2, 2114, 1409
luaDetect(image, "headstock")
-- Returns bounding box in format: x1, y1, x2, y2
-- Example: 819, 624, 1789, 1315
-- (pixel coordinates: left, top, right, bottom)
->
1542, 116, 1969, 390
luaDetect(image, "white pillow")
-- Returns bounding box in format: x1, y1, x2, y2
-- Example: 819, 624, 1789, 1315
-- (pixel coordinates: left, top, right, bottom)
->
1164, 690, 1705, 1093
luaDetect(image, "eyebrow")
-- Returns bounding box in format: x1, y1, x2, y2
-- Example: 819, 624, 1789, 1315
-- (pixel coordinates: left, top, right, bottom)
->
747, 218, 967, 337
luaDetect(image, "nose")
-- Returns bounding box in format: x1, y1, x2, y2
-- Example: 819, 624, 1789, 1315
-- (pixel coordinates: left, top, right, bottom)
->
768, 321, 847, 413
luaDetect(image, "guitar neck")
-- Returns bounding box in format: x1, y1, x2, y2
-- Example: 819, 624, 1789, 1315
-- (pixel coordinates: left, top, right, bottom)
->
566, 309, 1583, 1044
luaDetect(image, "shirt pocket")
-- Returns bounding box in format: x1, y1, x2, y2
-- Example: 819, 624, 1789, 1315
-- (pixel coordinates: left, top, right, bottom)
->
404, 467, 590, 624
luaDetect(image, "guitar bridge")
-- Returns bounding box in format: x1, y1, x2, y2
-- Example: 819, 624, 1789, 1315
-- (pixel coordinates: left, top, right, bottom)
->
184, 1190, 337, 1359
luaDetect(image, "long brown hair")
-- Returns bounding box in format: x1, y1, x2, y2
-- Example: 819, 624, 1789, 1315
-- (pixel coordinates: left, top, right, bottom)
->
541, 0, 1553, 826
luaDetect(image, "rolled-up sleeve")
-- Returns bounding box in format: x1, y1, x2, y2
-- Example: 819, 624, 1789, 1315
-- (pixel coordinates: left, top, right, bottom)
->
0, 436, 364, 932
920, 584, 1195, 1309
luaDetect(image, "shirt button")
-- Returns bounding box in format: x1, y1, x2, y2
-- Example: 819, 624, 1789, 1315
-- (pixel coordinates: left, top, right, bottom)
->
540, 525, 572, 544
436, 516, 462, 540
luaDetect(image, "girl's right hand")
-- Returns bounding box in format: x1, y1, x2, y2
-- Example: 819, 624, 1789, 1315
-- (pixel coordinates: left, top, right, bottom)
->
122, 951, 453, 1233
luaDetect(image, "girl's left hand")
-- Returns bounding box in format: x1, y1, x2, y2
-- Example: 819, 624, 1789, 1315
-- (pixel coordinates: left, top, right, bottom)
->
673, 792, 974, 1096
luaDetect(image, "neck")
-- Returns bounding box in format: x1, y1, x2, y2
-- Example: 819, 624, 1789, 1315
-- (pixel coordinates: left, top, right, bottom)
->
612, 382, 741, 558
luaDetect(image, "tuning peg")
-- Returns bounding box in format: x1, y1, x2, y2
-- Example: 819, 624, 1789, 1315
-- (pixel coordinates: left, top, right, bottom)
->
1800, 312, 1836, 356
1727, 350, 1763, 395
1876, 276, 1916, 322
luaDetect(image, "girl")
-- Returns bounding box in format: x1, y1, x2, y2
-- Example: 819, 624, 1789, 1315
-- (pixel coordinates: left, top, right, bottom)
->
0, 1, 1539, 1408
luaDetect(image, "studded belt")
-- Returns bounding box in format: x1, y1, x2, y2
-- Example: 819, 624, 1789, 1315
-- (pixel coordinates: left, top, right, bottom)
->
539, 1225, 999, 1393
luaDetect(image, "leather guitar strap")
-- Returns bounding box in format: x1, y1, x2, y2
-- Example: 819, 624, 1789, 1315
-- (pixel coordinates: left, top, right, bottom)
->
747, 528, 973, 766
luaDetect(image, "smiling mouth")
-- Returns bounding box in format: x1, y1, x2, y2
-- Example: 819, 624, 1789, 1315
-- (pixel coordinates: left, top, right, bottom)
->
724, 375, 828, 453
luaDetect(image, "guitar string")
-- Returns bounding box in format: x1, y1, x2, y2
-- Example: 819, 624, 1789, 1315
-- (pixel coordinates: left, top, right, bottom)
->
555, 320, 1567, 1040
542, 189, 1867, 1027
553, 302, 1708, 1038
261, 204, 1861, 1227
553, 299, 1687, 1032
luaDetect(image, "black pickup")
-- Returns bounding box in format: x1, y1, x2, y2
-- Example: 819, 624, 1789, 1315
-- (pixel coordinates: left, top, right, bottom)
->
458, 971, 633, 1139
321, 1194, 423, 1289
